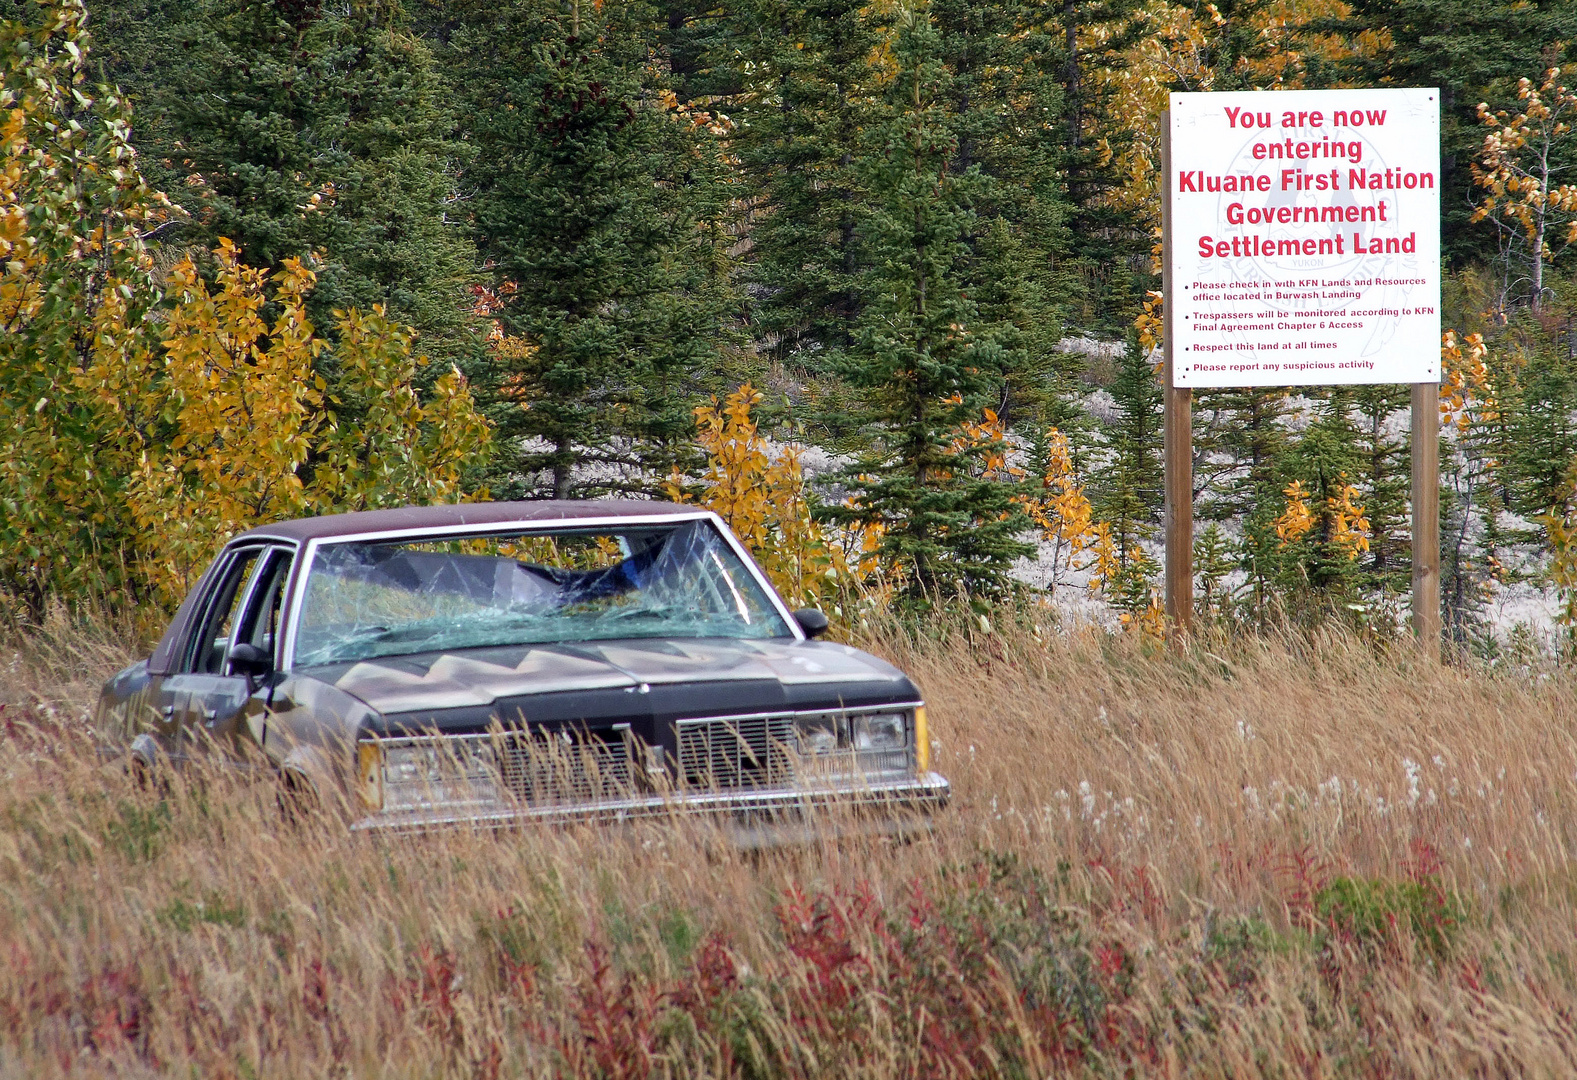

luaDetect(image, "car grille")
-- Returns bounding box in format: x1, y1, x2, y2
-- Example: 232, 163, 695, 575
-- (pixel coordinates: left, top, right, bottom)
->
677, 714, 794, 790
496, 730, 635, 806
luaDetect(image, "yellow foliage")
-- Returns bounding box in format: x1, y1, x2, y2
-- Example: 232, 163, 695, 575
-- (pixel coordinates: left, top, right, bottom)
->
0, 4, 491, 617
126, 241, 491, 607
1119, 590, 1168, 643
1108, 542, 1166, 641
472, 281, 539, 384
1274, 480, 1315, 544
666, 384, 846, 609
1275, 477, 1370, 561
1086, 522, 1121, 596
839, 497, 888, 583
1472, 70, 1577, 253
1018, 428, 1105, 591
1542, 462, 1577, 636
1326, 482, 1371, 560
1136, 291, 1164, 358
1090, 0, 1383, 242
0, 0, 182, 604
947, 403, 1024, 483
1440, 329, 1491, 432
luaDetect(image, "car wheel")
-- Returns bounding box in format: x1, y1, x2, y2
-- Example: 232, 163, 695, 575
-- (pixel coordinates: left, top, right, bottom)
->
277, 770, 321, 825
127, 740, 171, 797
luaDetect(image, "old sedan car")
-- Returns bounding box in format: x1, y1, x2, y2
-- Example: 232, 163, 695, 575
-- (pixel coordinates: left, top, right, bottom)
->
95, 502, 948, 838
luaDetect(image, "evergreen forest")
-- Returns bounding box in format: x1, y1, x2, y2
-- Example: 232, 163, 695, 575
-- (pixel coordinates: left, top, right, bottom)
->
5, 0, 1577, 651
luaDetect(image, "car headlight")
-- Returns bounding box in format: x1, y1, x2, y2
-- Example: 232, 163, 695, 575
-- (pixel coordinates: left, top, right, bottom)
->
795, 714, 841, 754
790, 711, 913, 779
852, 713, 907, 751
371, 737, 501, 811
386, 744, 442, 784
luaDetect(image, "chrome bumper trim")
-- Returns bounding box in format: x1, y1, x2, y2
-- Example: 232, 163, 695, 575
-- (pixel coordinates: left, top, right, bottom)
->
351, 771, 951, 833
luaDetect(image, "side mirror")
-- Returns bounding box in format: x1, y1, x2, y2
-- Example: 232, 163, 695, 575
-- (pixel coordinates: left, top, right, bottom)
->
793, 608, 830, 639
228, 642, 273, 689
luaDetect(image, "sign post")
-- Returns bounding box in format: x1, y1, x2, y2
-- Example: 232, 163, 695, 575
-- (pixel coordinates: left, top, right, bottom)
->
1161, 115, 1193, 635
1412, 382, 1440, 657
1162, 88, 1441, 648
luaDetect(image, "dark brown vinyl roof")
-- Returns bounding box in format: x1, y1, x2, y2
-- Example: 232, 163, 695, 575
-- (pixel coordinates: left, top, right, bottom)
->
231, 500, 703, 544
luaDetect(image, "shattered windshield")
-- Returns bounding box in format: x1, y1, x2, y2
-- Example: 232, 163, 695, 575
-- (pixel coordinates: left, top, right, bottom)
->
292, 519, 793, 666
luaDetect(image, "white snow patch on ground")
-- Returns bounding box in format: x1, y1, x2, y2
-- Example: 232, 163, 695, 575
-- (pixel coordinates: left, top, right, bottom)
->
508, 405, 1574, 652
1058, 336, 1127, 361
1082, 390, 1121, 425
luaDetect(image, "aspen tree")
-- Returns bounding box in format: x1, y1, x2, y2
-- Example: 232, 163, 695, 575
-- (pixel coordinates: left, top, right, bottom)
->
128, 242, 491, 611
666, 384, 846, 609
1472, 68, 1577, 313
0, 0, 171, 610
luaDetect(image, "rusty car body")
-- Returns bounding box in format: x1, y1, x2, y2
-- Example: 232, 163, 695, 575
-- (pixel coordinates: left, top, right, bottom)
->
95, 502, 948, 837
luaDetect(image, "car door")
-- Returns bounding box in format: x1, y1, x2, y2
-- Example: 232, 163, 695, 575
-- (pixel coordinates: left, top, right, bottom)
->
147, 547, 260, 763
213, 546, 295, 754
159, 545, 292, 764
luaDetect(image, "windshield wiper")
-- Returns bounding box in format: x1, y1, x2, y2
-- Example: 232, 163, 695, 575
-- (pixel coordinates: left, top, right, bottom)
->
599, 604, 687, 622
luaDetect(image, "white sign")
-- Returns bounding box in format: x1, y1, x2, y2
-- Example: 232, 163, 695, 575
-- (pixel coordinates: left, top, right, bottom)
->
1168, 88, 1440, 387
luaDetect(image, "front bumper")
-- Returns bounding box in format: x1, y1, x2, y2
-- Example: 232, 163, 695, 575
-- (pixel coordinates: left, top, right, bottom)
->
350, 770, 951, 835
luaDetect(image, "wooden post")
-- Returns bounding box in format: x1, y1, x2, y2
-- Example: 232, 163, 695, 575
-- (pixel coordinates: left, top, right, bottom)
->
1161, 112, 1193, 636
1411, 381, 1440, 658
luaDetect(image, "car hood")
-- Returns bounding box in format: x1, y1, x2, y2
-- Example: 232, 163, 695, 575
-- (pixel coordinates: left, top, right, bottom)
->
304, 637, 915, 717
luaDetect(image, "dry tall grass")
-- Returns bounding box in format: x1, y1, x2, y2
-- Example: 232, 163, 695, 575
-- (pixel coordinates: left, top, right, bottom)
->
4, 610, 1577, 1077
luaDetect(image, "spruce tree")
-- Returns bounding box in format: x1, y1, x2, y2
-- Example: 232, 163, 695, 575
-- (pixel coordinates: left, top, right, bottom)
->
112, 0, 477, 362
1441, 451, 1484, 645
1194, 387, 1291, 520
724, 0, 1077, 439
1277, 395, 1367, 607
1192, 385, 1292, 623
826, 3, 1029, 601
1350, 384, 1413, 595
451, 0, 735, 498
724, 0, 878, 374
1094, 335, 1163, 568
1193, 523, 1236, 620
1511, 341, 1577, 515
928, 0, 1073, 431
1051, 0, 1147, 333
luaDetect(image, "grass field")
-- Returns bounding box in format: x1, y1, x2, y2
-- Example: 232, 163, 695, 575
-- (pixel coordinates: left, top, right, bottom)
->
4, 610, 1577, 1077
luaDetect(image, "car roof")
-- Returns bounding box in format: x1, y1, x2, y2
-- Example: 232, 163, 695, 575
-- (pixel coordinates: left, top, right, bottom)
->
229, 500, 705, 544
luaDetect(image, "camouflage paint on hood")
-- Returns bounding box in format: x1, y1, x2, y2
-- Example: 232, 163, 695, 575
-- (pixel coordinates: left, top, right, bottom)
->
313, 638, 910, 716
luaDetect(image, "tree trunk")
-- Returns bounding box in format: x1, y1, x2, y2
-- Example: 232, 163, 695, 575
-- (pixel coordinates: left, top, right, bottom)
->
553, 437, 572, 499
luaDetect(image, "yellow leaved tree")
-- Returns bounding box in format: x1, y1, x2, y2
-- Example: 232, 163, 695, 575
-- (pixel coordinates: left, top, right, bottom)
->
1472, 68, 1577, 313
1018, 428, 1105, 595
126, 241, 490, 609
1274, 480, 1316, 543
0, 0, 177, 610
2, 3, 491, 621
1274, 476, 1370, 560
1540, 461, 1577, 648
1092, 0, 1384, 275
666, 384, 847, 610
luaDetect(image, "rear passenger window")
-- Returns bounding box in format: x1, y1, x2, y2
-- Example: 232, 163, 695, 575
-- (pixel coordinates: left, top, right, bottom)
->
235, 550, 294, 658
183, 549, 261, 674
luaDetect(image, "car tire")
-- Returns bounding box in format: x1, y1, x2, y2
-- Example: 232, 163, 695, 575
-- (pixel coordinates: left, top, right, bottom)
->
277, 770, 321, 826
127, 735, 172, 796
